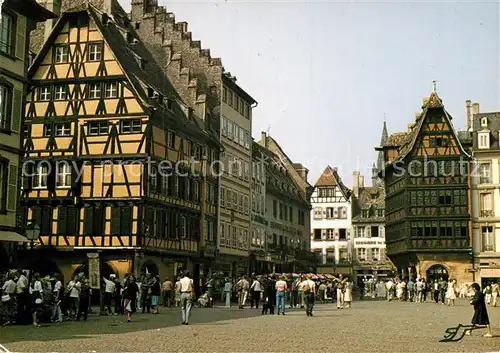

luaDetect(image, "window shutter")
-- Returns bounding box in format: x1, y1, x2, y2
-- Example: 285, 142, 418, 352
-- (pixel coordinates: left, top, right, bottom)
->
47, 160, 56, 191
7, 164, 18, 211
15, 16, 26, 60
110, 206, 121, 235
11, 88, 22, 133
41, 206, 52, 235
121, 206, 131, 235
22, 161, 33, 191
145, 206, 154, 229
67, 206, 78, 236
157, 209, 165, 238
57, 206, 67, 235
71, 161, 82, 194
83, 207, 93, 235
32, 206, 42, 227
94, 205, 104, 235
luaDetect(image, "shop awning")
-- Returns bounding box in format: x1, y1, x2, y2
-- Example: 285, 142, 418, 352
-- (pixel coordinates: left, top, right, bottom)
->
0, 231, 29, 243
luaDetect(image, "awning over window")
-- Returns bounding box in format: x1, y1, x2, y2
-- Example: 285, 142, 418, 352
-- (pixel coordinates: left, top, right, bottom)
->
480, 268, 500, 278
0, 231, 29, 243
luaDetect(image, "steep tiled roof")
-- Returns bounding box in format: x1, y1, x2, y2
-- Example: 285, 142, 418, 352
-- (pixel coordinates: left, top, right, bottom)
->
351, 185, 385, 223
314, 166, 352, 199
385, 132, 409, 147
392, 91, 470, 164
28, 3, 218, 144
315, 166, 338, 187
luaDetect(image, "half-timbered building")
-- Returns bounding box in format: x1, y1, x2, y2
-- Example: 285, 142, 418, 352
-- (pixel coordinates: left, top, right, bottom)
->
377, 88, 472, 283
310, 166, 353, 276
21, 2, 220, 285
129, 0, 257, 279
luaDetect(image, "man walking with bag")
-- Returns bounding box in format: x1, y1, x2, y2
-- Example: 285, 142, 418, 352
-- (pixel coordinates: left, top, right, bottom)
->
303, 274, 316, 317
179, 271, 194, 325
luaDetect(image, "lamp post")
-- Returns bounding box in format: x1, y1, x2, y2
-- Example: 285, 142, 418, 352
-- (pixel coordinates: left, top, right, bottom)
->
25, 223, 40, 283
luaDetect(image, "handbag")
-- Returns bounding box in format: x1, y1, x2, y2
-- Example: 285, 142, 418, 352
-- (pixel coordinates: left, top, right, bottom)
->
1, 294, 10, 302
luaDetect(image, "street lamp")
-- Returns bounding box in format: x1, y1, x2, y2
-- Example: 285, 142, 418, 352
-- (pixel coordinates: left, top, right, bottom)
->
25, 223, 40, 282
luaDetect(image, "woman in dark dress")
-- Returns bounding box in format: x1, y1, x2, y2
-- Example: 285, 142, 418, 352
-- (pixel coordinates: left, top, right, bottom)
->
466, 283, 493, 338
122, 275, 139, 323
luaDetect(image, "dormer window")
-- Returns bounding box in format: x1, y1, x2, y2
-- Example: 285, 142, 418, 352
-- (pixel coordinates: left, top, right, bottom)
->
478, 132, 490, 149
87, 42, 103, 62
481, 117, 488, 127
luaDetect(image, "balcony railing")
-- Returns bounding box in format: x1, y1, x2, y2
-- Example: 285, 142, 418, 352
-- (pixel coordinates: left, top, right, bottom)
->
480, 210, 494, 217
483, 244, 495, 252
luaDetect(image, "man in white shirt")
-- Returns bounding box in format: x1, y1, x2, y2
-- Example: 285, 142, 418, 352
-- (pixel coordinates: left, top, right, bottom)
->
103, 275, 116, 315
15, 270, 28, 323
236, 275, 250, 309
67, 277, 81, 319
51, 275, 63, 323
179, 271, 194, 325
250, 277, 262, 309
302, 274, 316, 317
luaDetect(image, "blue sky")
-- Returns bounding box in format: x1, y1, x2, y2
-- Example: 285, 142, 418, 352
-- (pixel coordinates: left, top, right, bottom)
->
120, 0, 499, 187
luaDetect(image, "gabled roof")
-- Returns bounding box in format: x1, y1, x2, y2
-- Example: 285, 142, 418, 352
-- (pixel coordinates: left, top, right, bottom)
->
385, 132, 409, 147
5, 0, 57, 21
27, 3, 219, 144
388, 91, 471, 166
259, 134, 313, 193
314, 166, 352, 199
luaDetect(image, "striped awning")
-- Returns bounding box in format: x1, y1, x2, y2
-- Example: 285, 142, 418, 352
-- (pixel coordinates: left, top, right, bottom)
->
0, 231, 29, 243
480, 268, 500, 278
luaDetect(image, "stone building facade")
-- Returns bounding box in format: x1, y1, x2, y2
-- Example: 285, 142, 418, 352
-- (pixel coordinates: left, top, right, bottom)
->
0, 0, 55, 269
470, 101, 500, 286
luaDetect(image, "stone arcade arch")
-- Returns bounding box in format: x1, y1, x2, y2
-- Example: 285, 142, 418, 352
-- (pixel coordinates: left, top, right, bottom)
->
426, 264, 449, 282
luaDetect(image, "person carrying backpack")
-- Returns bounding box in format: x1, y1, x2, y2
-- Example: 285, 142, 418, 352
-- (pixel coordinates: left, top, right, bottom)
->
302, 274, 316, 317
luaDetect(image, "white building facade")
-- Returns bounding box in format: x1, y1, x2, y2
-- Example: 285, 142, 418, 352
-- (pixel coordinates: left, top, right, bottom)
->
311, 166, 353, 275
470, 102, 500, 286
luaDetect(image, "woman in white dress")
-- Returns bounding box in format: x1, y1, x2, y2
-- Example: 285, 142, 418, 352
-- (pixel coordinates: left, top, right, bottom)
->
344, 281, 353, 308
446, 279, 457, 306
396, 281, 404, 301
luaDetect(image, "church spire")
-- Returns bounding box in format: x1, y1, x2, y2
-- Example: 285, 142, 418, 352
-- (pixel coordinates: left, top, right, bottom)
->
377, 120, 388, 172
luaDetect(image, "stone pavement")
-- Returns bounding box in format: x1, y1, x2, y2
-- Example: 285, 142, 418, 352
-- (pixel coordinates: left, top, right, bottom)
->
1, 299, 500, 352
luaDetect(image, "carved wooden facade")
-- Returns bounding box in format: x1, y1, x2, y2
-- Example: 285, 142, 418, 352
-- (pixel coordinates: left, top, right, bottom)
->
382, 91, 471, 276
21, 6, 219, 260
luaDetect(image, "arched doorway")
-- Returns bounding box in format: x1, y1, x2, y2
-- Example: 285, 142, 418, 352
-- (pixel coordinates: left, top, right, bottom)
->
30, 259, 63, 280
72, 262, 117, 280
141, 260, 159, 277
426, 264, 449, 282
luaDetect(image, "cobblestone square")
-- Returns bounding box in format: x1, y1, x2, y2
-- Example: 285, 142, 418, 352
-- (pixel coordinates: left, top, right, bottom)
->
1, 299, 500, 352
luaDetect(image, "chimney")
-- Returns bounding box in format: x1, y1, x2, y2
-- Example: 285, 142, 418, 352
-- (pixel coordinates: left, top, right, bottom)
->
466, 100, 472, 130
472, 103, 480, 115
44, 0, 61, 43
359, 175, 365, 188
261, 131, 268, 149
353, 171, 360, 198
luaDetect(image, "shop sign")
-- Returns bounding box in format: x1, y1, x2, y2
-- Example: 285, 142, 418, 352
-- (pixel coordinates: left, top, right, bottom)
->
203, 243, 216, 258
87, 253, 100, 289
